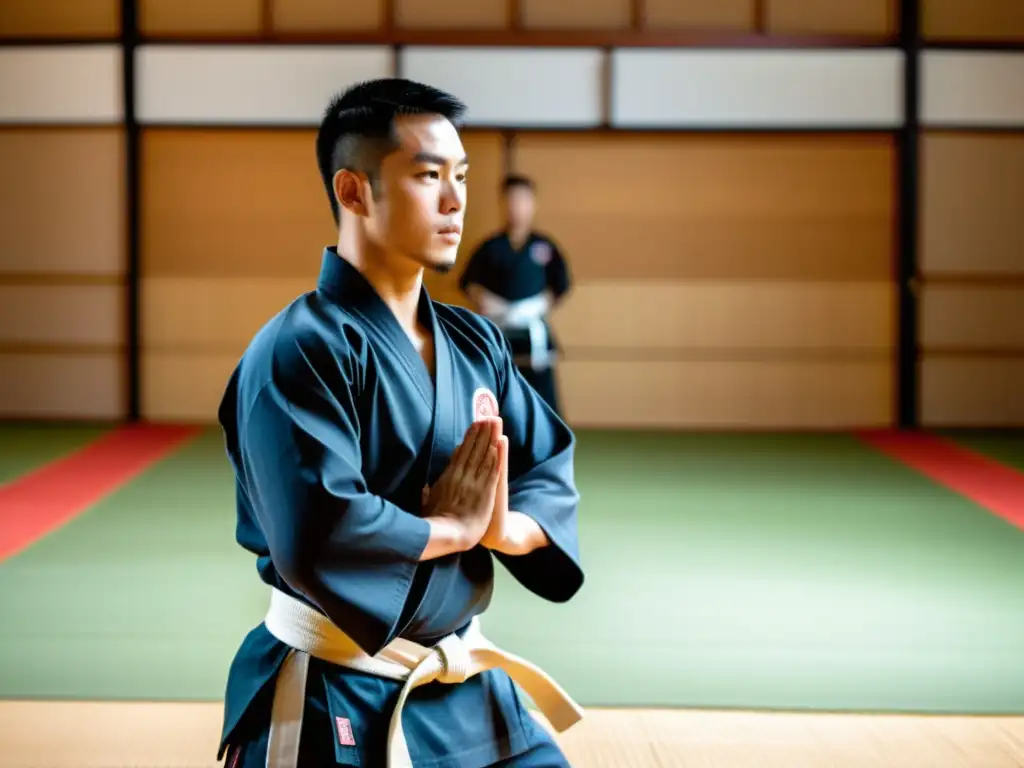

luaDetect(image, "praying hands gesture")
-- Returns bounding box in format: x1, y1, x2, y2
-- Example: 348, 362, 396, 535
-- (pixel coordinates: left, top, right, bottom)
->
421, 417, 549, 557
465, 417, 550, 556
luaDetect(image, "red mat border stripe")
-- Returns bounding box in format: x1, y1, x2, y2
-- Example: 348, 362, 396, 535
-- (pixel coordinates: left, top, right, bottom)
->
0, 424, 200, 562
857, 430, 1024, 531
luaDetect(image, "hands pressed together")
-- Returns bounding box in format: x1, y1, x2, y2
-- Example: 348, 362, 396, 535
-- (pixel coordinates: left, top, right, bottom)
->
421, 418, 541, 557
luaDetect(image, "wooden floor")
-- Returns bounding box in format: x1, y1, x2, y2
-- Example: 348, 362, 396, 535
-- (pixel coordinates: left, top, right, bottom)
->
2, 702, 1023, 767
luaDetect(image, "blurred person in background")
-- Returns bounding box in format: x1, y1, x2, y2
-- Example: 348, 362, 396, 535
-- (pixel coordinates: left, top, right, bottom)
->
460, 175, 572, 418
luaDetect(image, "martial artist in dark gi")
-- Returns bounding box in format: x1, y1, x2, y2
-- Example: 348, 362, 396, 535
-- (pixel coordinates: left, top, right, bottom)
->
459, 175, 571, 416
215, 78, 584, 767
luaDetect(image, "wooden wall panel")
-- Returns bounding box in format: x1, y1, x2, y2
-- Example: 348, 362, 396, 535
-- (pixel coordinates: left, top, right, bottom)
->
920, 133, 1024, 276
552, 282, 893, 355
139, 0, 261, 35
395, 0, 507, 29
921, 358, 1024, 426
0, 286, 122, 347
642, 0, 754, 30
142, 278, 309, 353
513, 134, 895, 281
0, 129, 125, 275
0, 354, 124, 419
521, 0, 631, 29
923, 0, 1024, 41
767, 0, 895, 35
141, 130, 336, 279
0, 0, 119, 38
143, 277, 896, 359
920, 134, 1022, 428
0, 128, 126, 419
272, 0, 384, 32
560, 360, 893, 428
921, 286, 1024, 353
511, 132, 895, 428
142, 129, 502, 281
140, 129, 503, 420
142, 352, 237, 422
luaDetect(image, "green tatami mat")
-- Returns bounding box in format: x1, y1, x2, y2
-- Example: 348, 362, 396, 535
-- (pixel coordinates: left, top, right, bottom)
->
944, 430, 1024, 474
0, 424, 112, 486
1, 430, 1023, 715
483, 432, 1024, 714
0, 430, 263, 701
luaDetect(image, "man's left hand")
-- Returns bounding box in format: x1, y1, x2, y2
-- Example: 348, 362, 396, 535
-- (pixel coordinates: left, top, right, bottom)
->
479, 434, 511, 551
478, 426, 549, 556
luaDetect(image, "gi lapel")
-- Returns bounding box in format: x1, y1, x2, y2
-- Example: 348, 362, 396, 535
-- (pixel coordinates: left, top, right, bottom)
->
421, 293, 456, 485
315, 250, 457, 491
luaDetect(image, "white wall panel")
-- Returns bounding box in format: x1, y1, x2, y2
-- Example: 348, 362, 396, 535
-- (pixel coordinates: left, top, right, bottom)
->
0, 285, 123, 346
922, 51, 1024, 126
400, 47, 604, 127
612, 49, 903, 128
137, 46, 394, 124
0, 47, 122, 123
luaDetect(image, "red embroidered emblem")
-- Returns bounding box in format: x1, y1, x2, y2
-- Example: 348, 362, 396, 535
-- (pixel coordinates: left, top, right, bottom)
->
336, 717, 356, 746
530, 242, 552, 266
473, 387, 500, 422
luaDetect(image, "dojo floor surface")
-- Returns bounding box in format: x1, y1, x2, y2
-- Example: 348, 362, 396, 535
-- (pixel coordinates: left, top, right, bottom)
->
1, 423, 1023, 766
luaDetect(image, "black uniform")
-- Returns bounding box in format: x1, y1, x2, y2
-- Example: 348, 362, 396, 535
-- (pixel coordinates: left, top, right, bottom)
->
459, 232, 571, 416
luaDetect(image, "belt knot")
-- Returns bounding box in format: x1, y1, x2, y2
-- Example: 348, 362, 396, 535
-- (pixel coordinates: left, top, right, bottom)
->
435, 634, 471, 684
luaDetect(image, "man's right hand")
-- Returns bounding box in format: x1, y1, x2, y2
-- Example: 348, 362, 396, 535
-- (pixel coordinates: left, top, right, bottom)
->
419, 419, 502, 560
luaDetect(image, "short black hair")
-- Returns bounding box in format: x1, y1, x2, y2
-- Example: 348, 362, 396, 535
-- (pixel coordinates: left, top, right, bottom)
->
502, 174, 535, 193
315, 78, 467, 224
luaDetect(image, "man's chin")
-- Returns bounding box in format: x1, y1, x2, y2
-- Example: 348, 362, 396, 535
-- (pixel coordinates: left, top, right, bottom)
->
425, 253, 458, 275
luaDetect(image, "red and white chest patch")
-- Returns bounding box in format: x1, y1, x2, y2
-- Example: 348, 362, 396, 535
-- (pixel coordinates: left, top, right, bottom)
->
473, 387, 500, 422
530, 242, 552, 266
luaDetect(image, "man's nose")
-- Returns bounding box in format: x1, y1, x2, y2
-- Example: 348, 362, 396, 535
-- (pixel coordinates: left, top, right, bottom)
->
441, 182, 463, 214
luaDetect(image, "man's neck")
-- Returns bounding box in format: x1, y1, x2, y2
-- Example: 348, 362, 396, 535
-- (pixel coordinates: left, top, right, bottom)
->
507, 226, 531, 249
337, 230, 423, 334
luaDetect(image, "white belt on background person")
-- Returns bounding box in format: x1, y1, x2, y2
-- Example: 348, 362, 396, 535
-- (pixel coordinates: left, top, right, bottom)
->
475, 289, 552, 371
262, 587, 584, 768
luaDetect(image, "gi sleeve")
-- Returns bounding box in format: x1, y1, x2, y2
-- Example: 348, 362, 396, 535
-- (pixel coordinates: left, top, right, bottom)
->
458, 241, 489, 294
238, 333, 431, 656
492, 331, 584, 603
544, 239, 571, 300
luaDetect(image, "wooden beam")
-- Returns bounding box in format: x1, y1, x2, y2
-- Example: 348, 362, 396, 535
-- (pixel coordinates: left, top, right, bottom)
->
138, 29, 897, 48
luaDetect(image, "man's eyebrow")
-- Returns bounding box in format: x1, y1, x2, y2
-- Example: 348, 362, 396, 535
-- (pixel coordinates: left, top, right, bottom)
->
413, 152, 469, 166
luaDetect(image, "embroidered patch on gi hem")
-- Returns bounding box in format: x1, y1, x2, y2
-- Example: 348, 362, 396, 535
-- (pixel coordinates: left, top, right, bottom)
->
473, 387, 500, 422
336, 717, 356, 747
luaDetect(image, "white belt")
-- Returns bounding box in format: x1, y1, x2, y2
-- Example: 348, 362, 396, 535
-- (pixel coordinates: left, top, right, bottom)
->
262, 588, 583, 768
477, 290, 552, 370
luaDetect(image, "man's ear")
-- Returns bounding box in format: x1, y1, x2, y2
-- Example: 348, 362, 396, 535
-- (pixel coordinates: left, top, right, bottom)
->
334, 169, 370, 217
